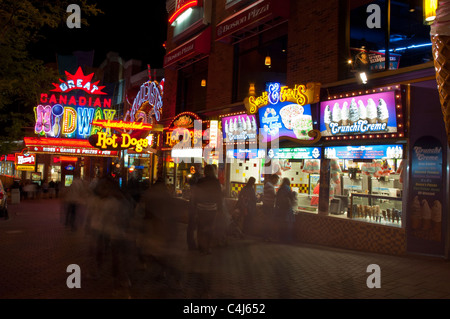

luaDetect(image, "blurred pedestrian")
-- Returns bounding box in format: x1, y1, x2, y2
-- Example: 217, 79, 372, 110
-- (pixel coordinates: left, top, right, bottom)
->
191, 164, 223, 255
64, 177, 85, 231
187, 169, 201, 251
136, 178, 182, 287
262, 174, 279, 242
275, 177, 296, 243
237, 177, 257, 235
86, 176, 133, 296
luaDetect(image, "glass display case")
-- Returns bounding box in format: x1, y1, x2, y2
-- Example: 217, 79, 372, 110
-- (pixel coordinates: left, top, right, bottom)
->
349, 193, 403, 228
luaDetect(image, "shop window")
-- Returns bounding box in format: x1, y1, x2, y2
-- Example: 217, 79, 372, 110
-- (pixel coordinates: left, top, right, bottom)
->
348, 0, 432, 79
233, 32, 287, 103
176, 58, 208, 114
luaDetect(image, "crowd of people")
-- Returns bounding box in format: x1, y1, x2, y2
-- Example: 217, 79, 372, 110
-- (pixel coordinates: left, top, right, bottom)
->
55, 165, 298, 296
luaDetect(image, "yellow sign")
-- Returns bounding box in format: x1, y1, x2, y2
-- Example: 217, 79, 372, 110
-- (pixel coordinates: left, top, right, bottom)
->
96, 132, 149, 153
15, 165, 35, 171
244, 82, 321, 114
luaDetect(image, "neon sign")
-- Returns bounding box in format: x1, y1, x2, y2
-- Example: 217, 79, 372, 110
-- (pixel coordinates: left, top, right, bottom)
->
92, 119, 153, 131
51, 67, 106, 95
34, 104, 116, 139
169, 0, 199, 24
15, 149, 36, 171
319, 90, 400, 137
244, 82, 321, 114
125, 80, 164, 125
35, 67, 115, 140
94, 132, 149, 153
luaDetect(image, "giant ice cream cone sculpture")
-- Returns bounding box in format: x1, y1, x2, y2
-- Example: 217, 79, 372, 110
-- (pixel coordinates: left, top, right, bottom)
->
431, 0, 450, 146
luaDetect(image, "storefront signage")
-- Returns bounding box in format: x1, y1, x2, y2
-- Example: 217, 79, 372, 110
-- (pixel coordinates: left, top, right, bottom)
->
164, 112, 203, 149
324, 145, 403, 159
124, 80, 164, 125
14, 149, 36, 171
209, 120, 218, 148
93, 132, 149, 153
254, 83, 318, 142
226, 149, 265, 159
408, 136, 444, 246
35, 66, 115, 140
50, 67, 107, 95
222, 114, 257, 143
29, 145, 117, 157
165, 127, 203, 149
245, 82, 321, 114
216, 0, 289, 42
268, 147, 321, 160
320, 91, 399, 137
35, 104, 116, 139
92, 119, 153, 131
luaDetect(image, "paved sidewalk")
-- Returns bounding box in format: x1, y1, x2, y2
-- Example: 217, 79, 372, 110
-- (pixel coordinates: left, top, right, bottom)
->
1, 198, 450, 300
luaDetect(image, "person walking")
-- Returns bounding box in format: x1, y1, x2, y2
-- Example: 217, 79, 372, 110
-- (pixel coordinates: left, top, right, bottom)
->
275, 177, 296, 243
187, 169, 201, 251
191, 164, 223, 255
237, 177, 257, 235
262, 174, 279, 242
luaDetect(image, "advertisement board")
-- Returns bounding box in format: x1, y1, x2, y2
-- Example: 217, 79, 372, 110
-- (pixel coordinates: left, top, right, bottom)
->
320, 91, 399, 137
324, 145, 403, 160
259, 101, 314, 142
222, 114, 257, 143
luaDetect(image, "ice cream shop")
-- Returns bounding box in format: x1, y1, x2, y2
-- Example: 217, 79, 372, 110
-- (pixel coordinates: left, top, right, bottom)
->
298, 72, 449, 258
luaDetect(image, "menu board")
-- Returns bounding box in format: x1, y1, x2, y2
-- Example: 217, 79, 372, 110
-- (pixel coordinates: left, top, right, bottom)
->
320, 91, 398, 137
324, 145, 403, 159
268, 147, 321, 160
226, 149, 265, 159
409, 136, 444, 244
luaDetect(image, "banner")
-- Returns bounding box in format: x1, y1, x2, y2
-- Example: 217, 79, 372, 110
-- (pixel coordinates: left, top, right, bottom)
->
408, 136, 445, 255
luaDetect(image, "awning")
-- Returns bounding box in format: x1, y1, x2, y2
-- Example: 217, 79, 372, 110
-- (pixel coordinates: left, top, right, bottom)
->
24, 136, 118, 157
215, 0, 289, 43
163, 27, 211, 69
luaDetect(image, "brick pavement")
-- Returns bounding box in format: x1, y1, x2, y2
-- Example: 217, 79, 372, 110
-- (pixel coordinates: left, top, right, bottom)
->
1, 198, 450, 300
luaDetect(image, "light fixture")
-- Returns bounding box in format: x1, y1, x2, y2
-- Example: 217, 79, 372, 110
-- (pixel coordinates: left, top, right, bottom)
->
201, 79, 206, 87
265, 55, 271, 67
423, 0, 438, 25
249, 83, 256, 96
359, 72, 368, 84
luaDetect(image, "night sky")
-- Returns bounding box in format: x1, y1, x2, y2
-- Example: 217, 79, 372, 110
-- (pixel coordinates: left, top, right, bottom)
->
31, 0, 168, 68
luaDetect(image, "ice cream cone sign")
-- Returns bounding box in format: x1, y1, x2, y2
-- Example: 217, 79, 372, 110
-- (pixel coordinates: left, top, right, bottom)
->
430, 0, 450, 146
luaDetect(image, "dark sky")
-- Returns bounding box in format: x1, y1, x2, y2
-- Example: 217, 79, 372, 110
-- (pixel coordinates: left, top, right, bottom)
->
31, 0, 168, 68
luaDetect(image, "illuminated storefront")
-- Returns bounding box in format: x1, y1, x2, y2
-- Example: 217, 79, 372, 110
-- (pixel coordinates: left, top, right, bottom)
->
161, 112, 206, 196
24, 67, 119, 186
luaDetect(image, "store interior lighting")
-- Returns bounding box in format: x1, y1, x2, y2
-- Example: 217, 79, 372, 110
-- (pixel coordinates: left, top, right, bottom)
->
359, 72, 368, 84
423, 0, 438, 25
